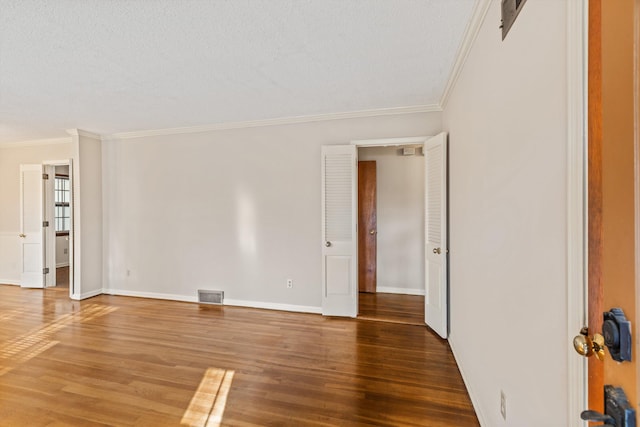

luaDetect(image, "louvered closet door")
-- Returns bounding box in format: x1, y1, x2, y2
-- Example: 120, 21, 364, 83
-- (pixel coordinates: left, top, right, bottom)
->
321, 145, 357, 317
424, 133, 449, 338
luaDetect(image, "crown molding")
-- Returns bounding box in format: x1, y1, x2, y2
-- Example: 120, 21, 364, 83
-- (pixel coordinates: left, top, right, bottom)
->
439, 0, 492, 110
66, 128, 102, 140
0, 136, 72, 148
103, 104, 441, 141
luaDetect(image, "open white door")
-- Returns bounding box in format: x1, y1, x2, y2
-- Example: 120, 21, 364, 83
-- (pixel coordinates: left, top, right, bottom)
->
19, 164, 45, 288
321, 145, 357, 317
424, 132, 448, 338
43, 165, 56, 287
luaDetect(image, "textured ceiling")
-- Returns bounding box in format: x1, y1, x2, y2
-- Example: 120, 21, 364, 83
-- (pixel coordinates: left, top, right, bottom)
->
0, 0, 476, 143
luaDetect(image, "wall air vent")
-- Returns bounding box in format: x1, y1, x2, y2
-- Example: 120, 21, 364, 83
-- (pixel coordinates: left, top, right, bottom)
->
402, 147, 416, 156
198, 290, 224, 305
501, 0, 528, 40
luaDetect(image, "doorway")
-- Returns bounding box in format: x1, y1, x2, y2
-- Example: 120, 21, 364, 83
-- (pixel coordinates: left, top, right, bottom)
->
321, 134, 448, 336
53, 165, 70, 289
356, 144, 426, 325
43, 160, 73, 297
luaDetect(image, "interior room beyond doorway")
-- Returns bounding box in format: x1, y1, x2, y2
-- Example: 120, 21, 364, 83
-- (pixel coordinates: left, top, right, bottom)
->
53, 164, 70, 288
357, 145, 425, 325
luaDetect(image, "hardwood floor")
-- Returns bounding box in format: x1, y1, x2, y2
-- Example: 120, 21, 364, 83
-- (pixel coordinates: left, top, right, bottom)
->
358, 292, 425, 326
56, 266, 69, 287
0, 285, 478, 426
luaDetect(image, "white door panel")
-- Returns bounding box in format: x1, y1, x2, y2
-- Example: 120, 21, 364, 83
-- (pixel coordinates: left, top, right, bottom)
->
424, 133, 448, 338
43, 165, 55, 287
321, 145, 357, 317
20, 164, 44, 288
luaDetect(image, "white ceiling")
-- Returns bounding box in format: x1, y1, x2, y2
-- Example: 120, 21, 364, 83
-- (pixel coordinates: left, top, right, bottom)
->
0, 0, 476, 144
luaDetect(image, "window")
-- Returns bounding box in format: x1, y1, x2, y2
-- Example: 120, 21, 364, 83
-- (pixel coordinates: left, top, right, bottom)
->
55, 175, 70, 235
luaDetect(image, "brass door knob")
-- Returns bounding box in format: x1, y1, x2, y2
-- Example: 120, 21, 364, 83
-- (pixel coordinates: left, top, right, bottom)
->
369, 230, 376, 235
325, 241, 332, 247
573, 327, 605, 361
18, 233, 26, 238
433, 247, 441, 254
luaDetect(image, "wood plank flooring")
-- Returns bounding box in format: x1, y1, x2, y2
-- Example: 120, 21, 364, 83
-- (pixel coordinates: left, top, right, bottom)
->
0, 285, 478, 426
56, 266, 69, 288
358, 293, 425, 326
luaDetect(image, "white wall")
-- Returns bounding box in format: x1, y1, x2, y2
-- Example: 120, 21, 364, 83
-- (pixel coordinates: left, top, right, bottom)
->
0, 142, 72, 284
358, 146, 424, 294
442, 1, 568, 426
103, 112, 441, 310
71, 131, 103, 299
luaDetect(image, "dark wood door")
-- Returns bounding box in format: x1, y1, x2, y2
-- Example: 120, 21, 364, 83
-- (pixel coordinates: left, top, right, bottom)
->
588, 0, 638, 411
358, 161, 377, 293
588, 0, 604, 410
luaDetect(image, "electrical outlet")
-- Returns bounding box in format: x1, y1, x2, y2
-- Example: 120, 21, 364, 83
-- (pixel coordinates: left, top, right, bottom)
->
500, 390, 507, 420
286, 279, 293, 289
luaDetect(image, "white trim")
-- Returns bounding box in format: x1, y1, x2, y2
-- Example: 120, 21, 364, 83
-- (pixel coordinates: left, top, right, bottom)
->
449, 341, 488, 427
43, 159, 71, 167
376, 287, 425, 296
0, 280, 20, 286
70, 288, 103, 301
66, 129, 102, 140
56, 263, 70, 268
103, 289, 322, 314
0, 137, 72, 148
224, 299, 322, 314
103, 288, 198, 303
351, 136, 430, 147
439, 0, 492, 109
566, 0, 589, 426
103, 105, 440, 141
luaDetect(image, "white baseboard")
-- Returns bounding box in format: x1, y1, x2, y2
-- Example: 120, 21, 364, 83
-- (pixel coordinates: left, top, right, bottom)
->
224, 298, 322, 314
56, 263, 69, 268
448, 336, 487, 427
102, 288, 322, 314
0, 280, 20, 286
376, 286, 425, 296
70, 288, 103, 301
103, 288, 198, 303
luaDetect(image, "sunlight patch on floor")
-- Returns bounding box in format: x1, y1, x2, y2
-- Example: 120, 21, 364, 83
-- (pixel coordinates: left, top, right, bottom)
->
0, 304, 117, 376
181, 368, 235, 427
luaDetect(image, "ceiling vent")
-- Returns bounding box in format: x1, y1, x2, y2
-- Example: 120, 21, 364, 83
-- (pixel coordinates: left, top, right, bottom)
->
198, 290, 224, 305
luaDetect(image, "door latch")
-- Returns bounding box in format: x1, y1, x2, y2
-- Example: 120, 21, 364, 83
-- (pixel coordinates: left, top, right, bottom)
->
581, 385, 636, 427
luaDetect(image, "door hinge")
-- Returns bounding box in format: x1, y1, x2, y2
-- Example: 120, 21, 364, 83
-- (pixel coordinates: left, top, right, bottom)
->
43, 267, 50, 274
42, 173, 49, 180
42, 221, 49, 227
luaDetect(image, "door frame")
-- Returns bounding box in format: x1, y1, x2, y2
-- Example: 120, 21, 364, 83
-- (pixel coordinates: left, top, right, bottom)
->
350, 136, 430, 317
566, 0, 589, 425
43, 159, 73, 299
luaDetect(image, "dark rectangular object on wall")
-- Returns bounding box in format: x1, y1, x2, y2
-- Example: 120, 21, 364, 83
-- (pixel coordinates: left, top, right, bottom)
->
501, 0, 528, 40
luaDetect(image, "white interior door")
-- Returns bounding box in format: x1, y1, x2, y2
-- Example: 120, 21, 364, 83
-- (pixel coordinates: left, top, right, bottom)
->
20, 164, 45, 288
43, 165, 56, 287
321, 145, 357, 317
424, 132, 448, 338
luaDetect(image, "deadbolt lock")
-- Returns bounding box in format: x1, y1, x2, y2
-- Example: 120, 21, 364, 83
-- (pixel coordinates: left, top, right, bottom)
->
573, 327, 606, 361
